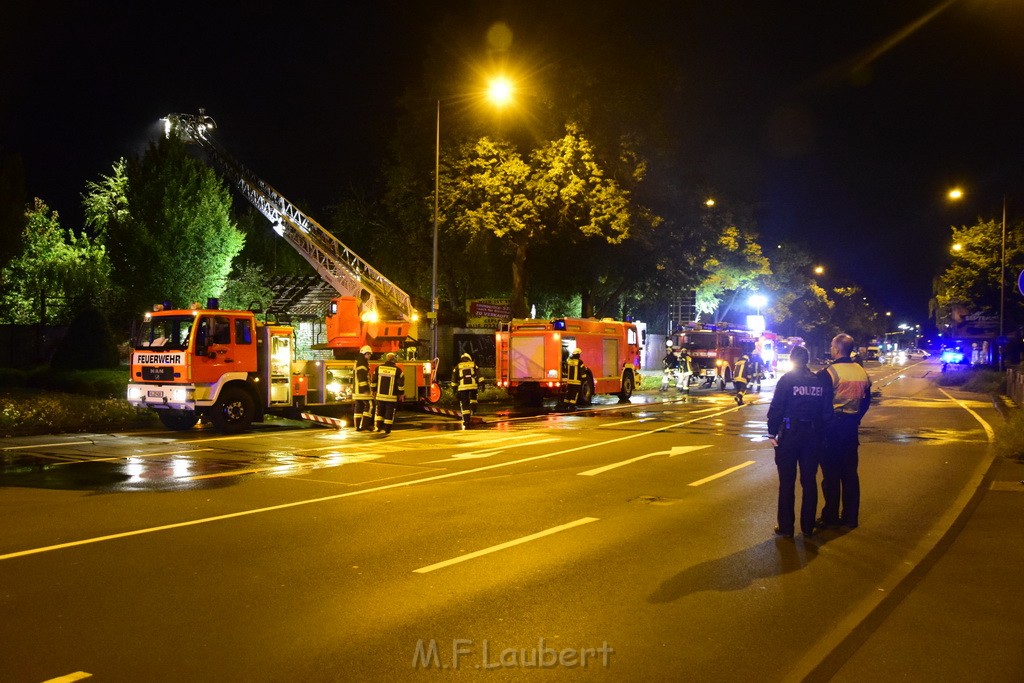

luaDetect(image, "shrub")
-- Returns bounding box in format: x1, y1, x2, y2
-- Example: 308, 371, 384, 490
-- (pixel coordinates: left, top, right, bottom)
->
936, 367, 1005, 393
0, 389, 156, 437
995, 409, 1024, 462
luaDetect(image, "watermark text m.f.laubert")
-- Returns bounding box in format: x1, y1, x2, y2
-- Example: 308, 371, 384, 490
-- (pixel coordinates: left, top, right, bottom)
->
412, 638, 614, 670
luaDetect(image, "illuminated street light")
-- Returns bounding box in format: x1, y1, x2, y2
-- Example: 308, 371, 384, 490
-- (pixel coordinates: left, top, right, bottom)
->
432, 78, 515, 364
814, 265, 825, 275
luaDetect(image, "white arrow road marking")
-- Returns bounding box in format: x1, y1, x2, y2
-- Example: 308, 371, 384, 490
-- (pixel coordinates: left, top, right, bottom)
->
413, 517, 599, 573
688, 460, 756, 486
577, 445, 711, 476
424, 437, 560, 463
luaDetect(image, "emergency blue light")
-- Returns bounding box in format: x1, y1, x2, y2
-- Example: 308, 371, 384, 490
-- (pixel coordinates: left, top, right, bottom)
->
553, 320, 566, 330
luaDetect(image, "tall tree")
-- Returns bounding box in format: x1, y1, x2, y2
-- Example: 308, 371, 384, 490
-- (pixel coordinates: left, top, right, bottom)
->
84, 137, 245, 322
934, 218, 1024, 332
0, 198, 109, 325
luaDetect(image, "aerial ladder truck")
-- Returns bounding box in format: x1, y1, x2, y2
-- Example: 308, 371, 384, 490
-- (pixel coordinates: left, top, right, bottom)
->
126, 111, 439, 432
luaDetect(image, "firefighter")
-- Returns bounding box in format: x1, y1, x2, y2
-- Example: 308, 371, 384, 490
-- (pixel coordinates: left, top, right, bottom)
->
372, 352, 404, 435
451, 352, 481, 429
562, 348, 587, 411
353, 345, 374, 431
749, 350, 765, 393
732, 353, 750, 406
661, 341, 680, 392
678, 349, 694, 393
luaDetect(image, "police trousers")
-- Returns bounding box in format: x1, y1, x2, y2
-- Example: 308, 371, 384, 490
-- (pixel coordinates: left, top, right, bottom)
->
775, 423, 821, 535
820, 416, 860, 526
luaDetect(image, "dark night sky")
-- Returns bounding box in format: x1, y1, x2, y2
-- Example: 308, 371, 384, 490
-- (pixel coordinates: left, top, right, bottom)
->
2, 1, 1023, 325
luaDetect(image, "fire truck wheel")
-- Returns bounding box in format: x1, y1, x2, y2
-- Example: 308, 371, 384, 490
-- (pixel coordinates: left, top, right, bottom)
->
210, 386, 255, 433
158, 410, 199, 431
618, 373, 635, 401
580, 379, 595, 406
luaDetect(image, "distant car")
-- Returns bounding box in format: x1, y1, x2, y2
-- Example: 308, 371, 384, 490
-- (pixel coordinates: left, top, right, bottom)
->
905, 349, 930, 359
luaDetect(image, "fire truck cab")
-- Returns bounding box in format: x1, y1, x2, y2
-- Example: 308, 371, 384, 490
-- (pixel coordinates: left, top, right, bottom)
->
671, 325, 759, 390
495, 317, 642, 406
127, 302, 433, 433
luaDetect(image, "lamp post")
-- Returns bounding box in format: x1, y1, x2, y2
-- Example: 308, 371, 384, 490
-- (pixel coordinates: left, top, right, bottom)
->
431, 99, 440, 365
430, 77, 515, 366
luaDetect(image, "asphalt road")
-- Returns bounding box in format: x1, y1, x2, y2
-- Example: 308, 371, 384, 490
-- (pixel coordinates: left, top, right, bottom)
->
0, 359, 999, 681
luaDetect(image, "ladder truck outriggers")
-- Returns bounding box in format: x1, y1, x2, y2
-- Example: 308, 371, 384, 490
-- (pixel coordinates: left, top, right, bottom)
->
126, 111, 439, 433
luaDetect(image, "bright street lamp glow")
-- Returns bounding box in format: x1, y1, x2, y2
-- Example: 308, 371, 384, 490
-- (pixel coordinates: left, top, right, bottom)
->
948, 188, 963, 201
748, 294, 767, 309
814, 265, 824, 275
488, 77, 513, 106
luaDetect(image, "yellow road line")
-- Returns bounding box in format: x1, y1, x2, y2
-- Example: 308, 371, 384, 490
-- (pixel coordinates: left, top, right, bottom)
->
688, 460, 756, 486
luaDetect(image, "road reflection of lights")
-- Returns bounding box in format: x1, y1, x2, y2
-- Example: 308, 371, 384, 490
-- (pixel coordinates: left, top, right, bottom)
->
126, 457, 145, 482
171, 456, 191, 477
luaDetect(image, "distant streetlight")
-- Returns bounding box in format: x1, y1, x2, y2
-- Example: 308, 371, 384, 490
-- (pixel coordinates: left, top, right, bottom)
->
814, 265, 825, 275
748, 293, 767, 315
431, 77, 515, 364
705, 198, 716, 207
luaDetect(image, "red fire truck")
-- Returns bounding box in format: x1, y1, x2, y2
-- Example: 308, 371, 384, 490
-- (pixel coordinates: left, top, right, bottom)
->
127, 303, 436, 433
495, 317, 642, 406
125, 112, 441, 432
669, 324, 758, 389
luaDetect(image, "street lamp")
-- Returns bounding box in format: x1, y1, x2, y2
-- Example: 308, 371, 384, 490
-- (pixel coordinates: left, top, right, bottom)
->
431, 77, 515, 365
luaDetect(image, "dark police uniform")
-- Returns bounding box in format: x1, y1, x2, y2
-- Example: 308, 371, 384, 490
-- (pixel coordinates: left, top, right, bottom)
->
766, 362, 833, 537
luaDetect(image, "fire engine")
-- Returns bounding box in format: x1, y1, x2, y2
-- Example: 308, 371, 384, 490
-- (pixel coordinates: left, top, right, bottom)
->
126, 112, 439, 432
494, 317, 642, 405
774, 336, 806, 373
669, 324, 759, 389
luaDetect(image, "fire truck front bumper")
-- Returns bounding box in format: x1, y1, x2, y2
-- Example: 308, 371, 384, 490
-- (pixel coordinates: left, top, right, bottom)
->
127, 383, 197, 411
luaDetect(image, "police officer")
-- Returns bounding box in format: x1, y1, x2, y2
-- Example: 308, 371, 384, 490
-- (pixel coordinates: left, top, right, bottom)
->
766, 345, 832, 538
372, 352, 405, 435
451, 352, 481, 429
732, 354, 750, 405
562, 348, 587, 411
817, 333, 872, 530
353, 345, 374, 431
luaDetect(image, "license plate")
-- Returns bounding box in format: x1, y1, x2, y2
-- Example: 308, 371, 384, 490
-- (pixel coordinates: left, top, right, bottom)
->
148, 390, 163, 398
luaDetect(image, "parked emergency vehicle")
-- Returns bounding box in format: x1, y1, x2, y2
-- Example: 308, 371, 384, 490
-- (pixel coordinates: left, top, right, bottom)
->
774, 336, 806, 373
668, 324, 759, 389
494, 317, 642, 405
127, 112, 440, 432
127, 302, 435, 433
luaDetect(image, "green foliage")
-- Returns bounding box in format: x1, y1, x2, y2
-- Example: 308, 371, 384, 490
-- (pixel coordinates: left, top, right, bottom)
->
219, 261, 275, 311
0, 389, 156, 437
0, 198, 111, 325
695, 225, 771, 321
934, 218, 1024, 331
936, 367, 1005, 393
89, 136, 245, 320
0, 367, 130, 397
50, 306, 122, 370
995, 409, 1024, 461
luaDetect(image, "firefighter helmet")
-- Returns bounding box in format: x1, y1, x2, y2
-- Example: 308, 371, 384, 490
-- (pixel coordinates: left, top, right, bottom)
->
460, 353, 472, 361
385, 352, 397, 362
359, 345, 372, 355
571, 348, 582, 357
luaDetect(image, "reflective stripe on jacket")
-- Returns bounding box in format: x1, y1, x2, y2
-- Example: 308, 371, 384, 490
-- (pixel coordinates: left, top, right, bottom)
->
824, 359, 871, 416
453, 360, 479, 391
373, 364, 404, 402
